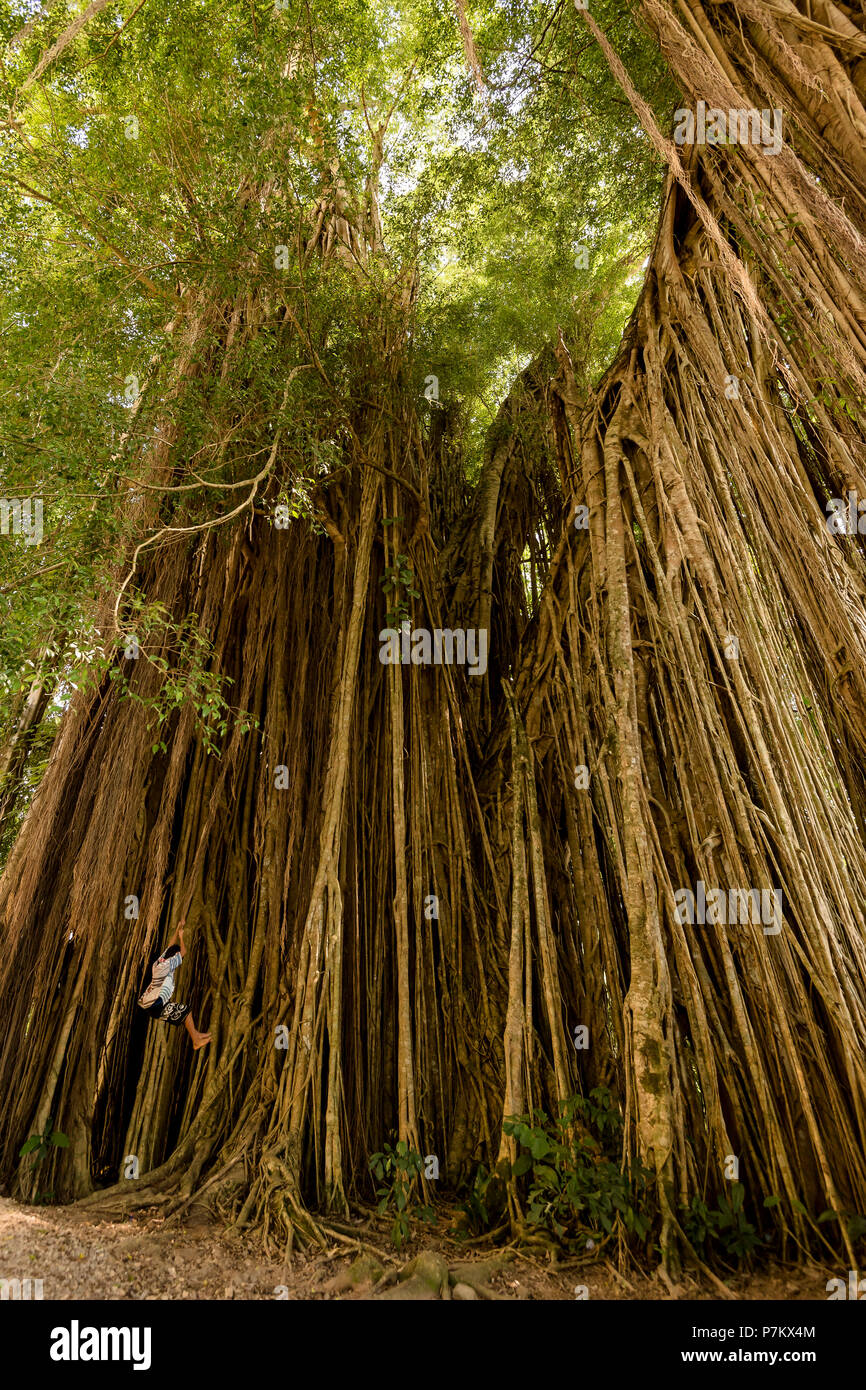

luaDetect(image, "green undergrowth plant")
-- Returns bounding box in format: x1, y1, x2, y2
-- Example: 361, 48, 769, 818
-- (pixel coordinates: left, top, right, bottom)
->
682, 1184, 762, 1263
380, 552, 420, 628
19, 1116, 69, 1166
458, 1162, 498, 1237
19, 1116, 69, 1205
460, 1090, 850, 1268
501, 1087, 654, 1252
368, 1141, 436, 1250
681, 1190, 866, 1267
818, 1209, 866, 1243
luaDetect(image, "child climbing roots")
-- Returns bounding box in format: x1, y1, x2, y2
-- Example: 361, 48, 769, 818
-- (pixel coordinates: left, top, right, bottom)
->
138, 920, 211, 1051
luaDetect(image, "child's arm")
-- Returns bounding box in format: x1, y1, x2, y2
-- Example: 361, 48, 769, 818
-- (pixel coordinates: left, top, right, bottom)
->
163, 917, 186, 955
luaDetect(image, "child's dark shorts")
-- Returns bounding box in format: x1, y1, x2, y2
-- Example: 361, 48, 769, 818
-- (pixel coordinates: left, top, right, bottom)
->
143, 1000, 191, 1026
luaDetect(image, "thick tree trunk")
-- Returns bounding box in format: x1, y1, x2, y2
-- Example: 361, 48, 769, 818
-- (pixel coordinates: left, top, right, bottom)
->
0, 0, 864, 1273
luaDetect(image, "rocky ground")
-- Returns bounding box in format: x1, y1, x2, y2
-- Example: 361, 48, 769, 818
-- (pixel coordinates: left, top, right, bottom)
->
0, 1196, 838, 1301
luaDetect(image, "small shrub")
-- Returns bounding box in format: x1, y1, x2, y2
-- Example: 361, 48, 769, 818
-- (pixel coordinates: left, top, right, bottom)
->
458, 1162, 500, 1236
19, 1117, 69, 1166
502, 1088, 653, 1250
368, 1140, 435, 1249
682, 1184, 761, 1262
19, 1117, 69, 1207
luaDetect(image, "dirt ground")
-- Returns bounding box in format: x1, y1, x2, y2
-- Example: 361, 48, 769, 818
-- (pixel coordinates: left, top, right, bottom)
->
0, 1196, 838, 1301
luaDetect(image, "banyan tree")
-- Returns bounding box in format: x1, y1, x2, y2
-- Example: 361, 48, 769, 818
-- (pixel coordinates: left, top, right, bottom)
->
0, 0, 865, 1272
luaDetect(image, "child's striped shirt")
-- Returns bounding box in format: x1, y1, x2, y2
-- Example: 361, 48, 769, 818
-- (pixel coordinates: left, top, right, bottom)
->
138, 950, 182, 1009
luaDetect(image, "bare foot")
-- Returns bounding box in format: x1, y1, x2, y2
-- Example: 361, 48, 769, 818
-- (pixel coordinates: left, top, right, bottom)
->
192, 1033, 212, 1051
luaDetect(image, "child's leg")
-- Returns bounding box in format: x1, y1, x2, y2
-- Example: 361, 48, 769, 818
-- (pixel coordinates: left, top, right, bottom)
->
183, 1012, 211, 1050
